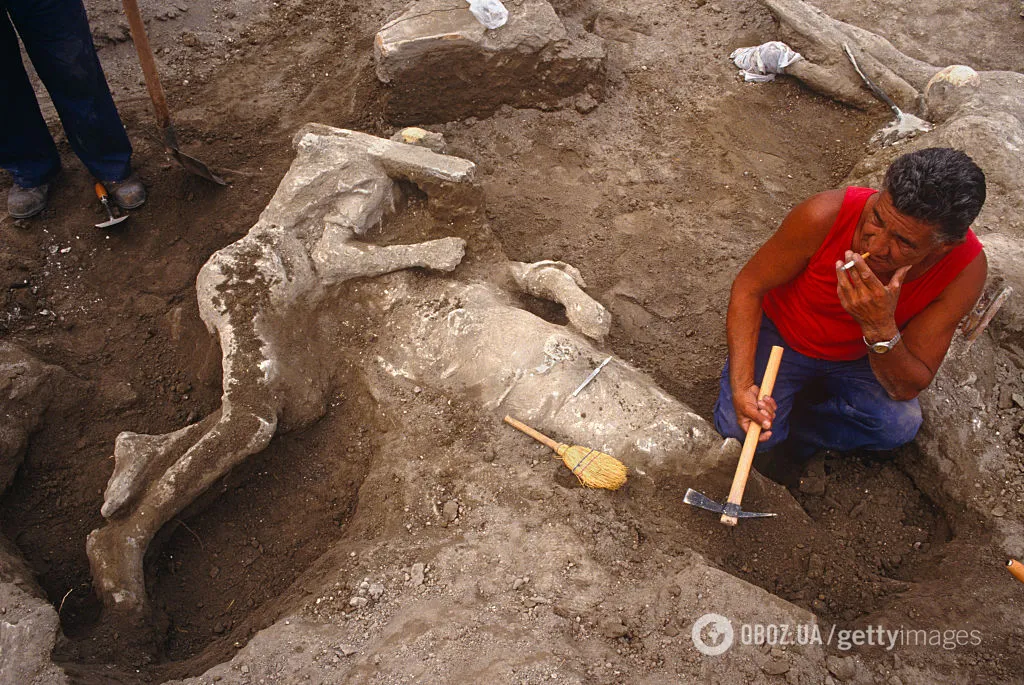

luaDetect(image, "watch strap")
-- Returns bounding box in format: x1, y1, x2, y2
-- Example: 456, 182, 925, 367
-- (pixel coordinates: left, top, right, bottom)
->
863, 330, 901, 352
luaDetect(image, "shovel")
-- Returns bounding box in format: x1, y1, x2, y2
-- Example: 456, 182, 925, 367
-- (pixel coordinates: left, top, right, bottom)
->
121, 0, 227, 185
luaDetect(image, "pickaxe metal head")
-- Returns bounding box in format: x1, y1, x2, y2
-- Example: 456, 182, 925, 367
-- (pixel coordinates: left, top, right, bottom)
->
684, 488, 777, 520
93, 183, 129, 229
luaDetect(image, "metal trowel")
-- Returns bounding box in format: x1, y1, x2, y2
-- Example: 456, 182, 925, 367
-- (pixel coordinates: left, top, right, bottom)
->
94, 183, 129, 229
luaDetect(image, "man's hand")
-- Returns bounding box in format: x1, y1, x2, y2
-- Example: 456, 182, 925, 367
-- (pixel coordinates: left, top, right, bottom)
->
835, 251, 911, 340
731, 384, 777, 442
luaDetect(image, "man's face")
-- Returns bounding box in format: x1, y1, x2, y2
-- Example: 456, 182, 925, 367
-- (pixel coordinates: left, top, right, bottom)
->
856, 191, 952, 275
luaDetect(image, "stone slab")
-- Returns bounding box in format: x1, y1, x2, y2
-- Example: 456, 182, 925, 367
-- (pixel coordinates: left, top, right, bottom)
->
374, 0, 604, 123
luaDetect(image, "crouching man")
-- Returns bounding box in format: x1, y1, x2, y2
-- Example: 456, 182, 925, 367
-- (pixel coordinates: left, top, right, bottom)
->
714, 147, 986, 461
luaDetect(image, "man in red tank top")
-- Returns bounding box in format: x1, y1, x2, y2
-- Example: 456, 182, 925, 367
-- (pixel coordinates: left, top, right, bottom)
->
713, 148, 987, 466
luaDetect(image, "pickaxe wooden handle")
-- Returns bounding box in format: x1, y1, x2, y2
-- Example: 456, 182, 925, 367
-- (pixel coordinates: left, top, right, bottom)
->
721, 345, 784, 526
1009, 559, 1024, 584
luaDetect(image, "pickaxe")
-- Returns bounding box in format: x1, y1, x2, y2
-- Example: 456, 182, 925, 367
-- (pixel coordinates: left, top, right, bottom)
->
685, 345, 784, 525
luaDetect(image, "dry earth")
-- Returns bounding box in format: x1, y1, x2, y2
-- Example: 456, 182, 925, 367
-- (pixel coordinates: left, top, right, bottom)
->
1, 0, 1023, 683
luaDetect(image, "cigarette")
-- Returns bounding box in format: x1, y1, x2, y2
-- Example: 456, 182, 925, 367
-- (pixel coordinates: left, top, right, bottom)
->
840, 252, 871, 271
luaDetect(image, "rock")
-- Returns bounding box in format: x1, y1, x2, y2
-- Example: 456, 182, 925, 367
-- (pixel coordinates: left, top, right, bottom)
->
476, 578, 501, 598
992, 504, 1007, 517
762, 658, 790, 675
368, 582, 385, 600
599, 616, 629, 638
337, 644, 358, 656
574, 92, 599, 114
101, 380, 139, 410
410, 562, 426, 587
826, 655, 856, 681
349, 596, 368, 608
0, 538, 70, 684
0, 344, 62, 494
442, 500, 459, 524
998, 386, 1014, 409
807, 553, 825, 579
390, 127, 448, 154
95, 24, 130, 44
1013, 393, 1024, 409
374, 0, 605, 123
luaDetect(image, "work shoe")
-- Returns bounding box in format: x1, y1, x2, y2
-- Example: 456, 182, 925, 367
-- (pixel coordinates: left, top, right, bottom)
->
7, 183, 50, 219
105, 174, 146, 210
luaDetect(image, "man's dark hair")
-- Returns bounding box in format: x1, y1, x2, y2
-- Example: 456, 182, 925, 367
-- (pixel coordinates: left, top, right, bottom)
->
882, 147, 986, 243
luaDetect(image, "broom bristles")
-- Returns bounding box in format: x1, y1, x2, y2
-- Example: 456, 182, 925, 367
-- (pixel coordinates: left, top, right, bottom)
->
556, 444, 628, 490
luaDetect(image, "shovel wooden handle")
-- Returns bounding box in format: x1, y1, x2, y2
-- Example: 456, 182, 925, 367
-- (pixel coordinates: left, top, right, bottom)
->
721, 345, 784, 526
122, 0, 172, 130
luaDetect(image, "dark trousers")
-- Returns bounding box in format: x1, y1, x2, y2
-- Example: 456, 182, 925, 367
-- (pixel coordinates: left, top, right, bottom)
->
713, 316, 923, 458
0, 0, 132, 187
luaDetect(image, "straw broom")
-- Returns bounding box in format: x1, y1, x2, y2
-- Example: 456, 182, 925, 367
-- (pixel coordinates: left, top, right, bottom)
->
503, 415, 627, 490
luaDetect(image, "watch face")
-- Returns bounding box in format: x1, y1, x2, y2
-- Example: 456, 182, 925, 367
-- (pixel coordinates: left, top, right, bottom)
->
871, 342, 890, 353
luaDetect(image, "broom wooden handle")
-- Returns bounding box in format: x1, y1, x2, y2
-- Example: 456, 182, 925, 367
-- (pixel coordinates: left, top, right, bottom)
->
504, 415, 562, 452
721, 345, 784, 526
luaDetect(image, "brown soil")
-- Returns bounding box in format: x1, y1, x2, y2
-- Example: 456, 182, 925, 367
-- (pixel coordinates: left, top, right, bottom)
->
2, 0, 1022, 682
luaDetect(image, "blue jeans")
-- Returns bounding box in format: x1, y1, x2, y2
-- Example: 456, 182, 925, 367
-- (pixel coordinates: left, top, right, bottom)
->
0, 0, 132, 187
713, 317, 922, 458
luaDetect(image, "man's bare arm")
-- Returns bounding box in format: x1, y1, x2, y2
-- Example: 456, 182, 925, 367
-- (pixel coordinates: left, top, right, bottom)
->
725, 190, 843, 437
837, 250, 986, 400
869, 253, 986, 400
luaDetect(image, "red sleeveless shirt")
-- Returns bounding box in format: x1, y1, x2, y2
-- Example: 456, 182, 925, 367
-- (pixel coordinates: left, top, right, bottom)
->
762, 187, 983, 361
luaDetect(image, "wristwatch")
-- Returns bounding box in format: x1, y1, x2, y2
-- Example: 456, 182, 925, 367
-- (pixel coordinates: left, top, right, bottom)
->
864, 331, 902, 354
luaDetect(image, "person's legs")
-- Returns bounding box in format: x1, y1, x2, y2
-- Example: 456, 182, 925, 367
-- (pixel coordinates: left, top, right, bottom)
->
788, 355, 922, 455
7, 0, 133, 183
713, 316, 822, 453
0, 7, 62, 189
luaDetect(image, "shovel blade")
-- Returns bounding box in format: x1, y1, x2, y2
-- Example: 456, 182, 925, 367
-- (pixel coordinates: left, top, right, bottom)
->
163, 125, 227, 186
171, 147, 227, 186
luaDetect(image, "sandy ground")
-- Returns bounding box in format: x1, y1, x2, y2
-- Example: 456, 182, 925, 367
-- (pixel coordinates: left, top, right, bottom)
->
1, 0, 1023, 683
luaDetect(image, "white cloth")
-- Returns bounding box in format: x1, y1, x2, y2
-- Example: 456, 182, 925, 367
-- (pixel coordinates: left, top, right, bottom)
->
729, 41, 802, 82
